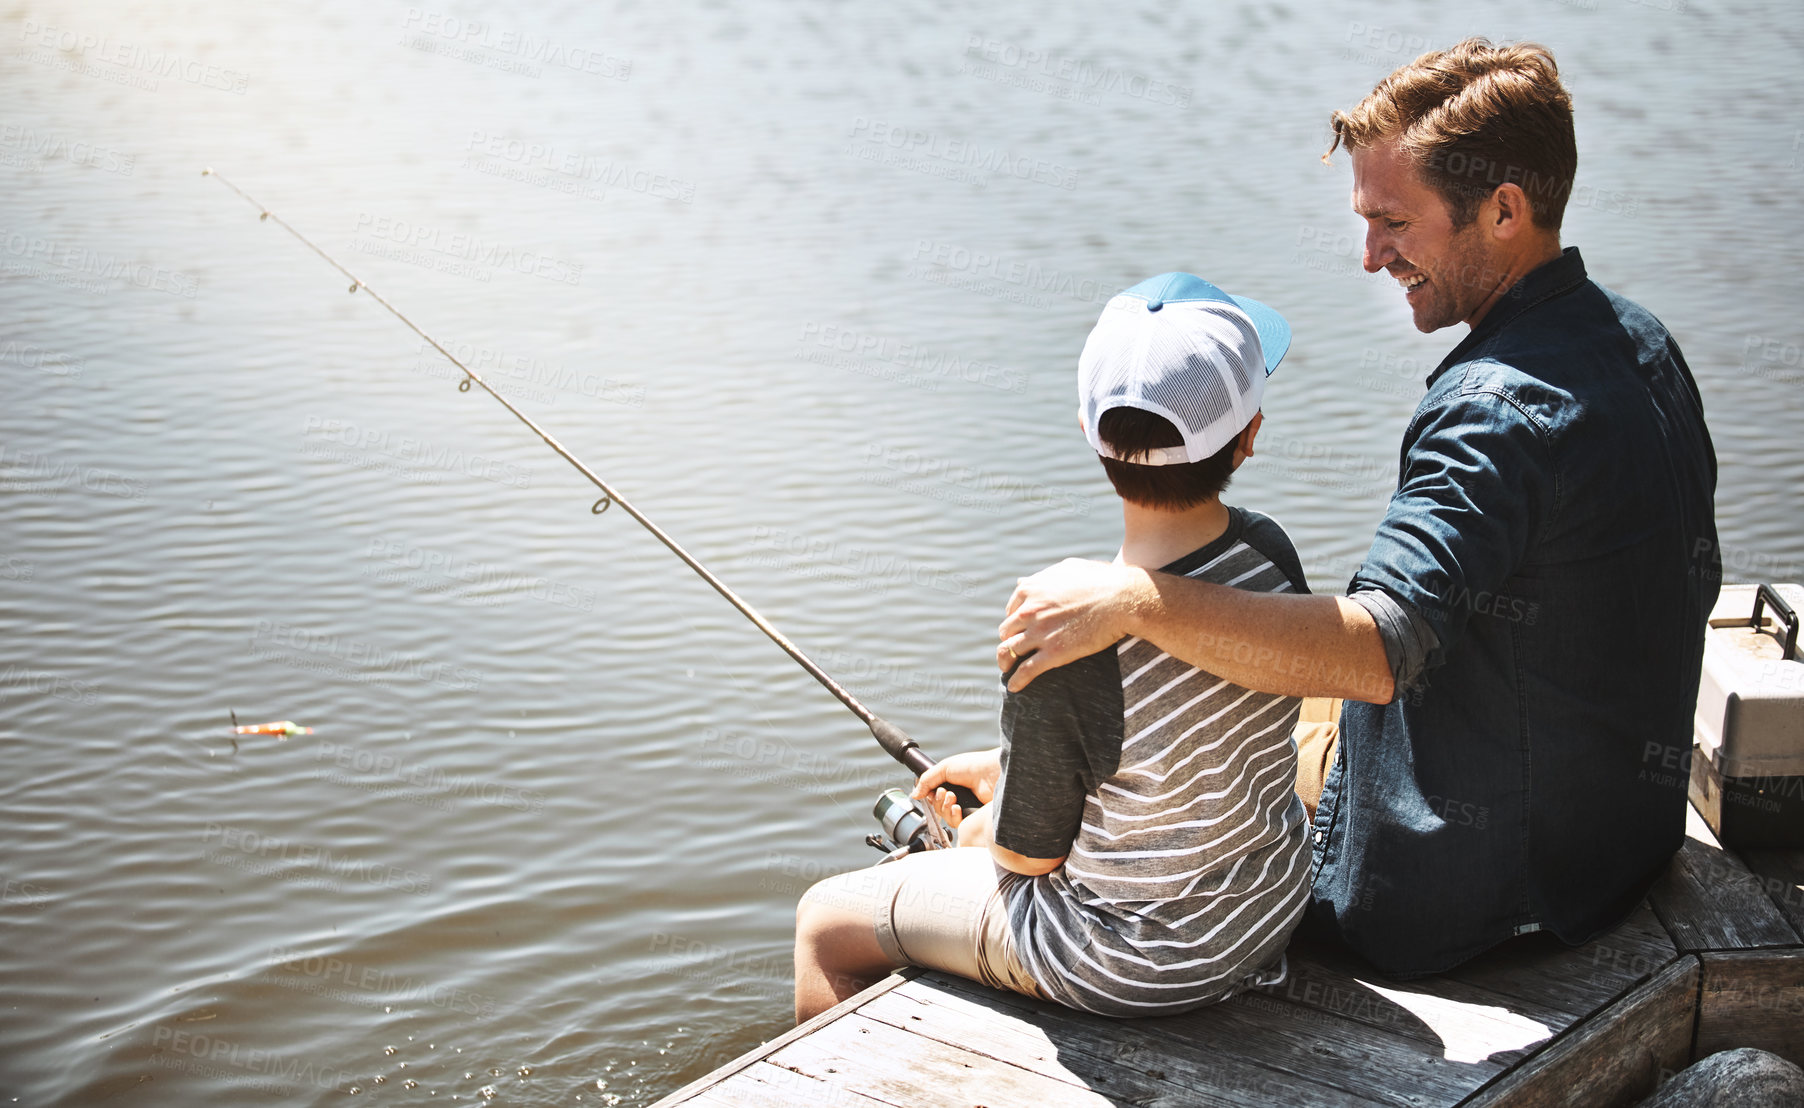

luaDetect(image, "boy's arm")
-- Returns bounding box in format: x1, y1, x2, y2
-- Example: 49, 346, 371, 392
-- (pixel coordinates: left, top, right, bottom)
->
991, 837, 1064, 875
998, 559, 1393, 703
987, 647, 1122, 877
921, 790, 1063, 871
987, 774, 1072, 875
919, 790, 1062, 870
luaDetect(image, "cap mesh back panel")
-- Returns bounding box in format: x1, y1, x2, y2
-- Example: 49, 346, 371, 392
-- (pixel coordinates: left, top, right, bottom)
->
1143, 331, 1235, 441
1218, 314, 1258, 396
1079, 303, 1142, 438
1079, 296, 1265, 461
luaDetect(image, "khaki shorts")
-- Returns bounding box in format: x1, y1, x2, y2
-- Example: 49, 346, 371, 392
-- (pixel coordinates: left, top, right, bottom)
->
812, 846, 1045, 1000
1294, 696, 1343, 821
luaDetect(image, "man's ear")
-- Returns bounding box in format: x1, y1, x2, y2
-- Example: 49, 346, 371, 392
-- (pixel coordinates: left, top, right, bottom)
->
1232, 411, 1264, 468
1487, 183, 1532, 242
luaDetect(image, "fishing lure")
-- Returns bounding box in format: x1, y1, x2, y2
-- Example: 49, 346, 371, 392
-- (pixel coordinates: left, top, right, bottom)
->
230, 711, 313, 737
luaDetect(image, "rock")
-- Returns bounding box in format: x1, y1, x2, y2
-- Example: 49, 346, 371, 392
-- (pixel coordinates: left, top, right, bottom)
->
1639, 1048, 1804, 1107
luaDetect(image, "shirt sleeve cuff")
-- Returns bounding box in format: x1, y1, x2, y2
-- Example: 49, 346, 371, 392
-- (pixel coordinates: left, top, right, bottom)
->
1350, 589, 1440, 693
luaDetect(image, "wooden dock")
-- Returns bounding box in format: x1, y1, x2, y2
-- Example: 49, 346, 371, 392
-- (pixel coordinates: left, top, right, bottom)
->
652, 804, 1804, 1107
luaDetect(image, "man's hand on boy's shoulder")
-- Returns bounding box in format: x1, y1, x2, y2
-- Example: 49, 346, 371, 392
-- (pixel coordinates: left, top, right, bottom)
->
1000, 558, 1150, 692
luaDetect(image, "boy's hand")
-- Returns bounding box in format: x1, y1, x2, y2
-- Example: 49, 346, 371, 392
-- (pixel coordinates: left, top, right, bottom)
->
911, 748, 1001, 805
924, 788, 994, 849
925, 787, 965, 832
1000, 559, 1146, 691
951, 802, 993, 848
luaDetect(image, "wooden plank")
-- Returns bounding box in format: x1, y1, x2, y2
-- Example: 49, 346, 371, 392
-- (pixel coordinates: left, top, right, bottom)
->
1459, 956, 1698, 1108
768, 1011, 1119, 1108
1151, 986, 1503, 1106
663, 828, 1799, 1108
1740, 847, 1804, 937
686, 1061, 901, 1108
1434, 904, 1678, 1020
858, 974, 1384, 1108
925, 968, 1496, 1107
1648, 807, 1800, 953
650, 969, 920, 1106
1695, 950, 1804, 1069
1258, 942, 1565, 1067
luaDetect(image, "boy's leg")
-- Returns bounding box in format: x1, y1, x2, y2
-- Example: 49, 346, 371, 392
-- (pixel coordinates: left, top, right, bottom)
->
794, 866, 907, 1023
794, 847, 1040, 1024
1294, 697, 1342, 821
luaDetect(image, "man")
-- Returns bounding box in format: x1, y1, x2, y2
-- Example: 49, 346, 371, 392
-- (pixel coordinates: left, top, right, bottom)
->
994, 38, 1719, 976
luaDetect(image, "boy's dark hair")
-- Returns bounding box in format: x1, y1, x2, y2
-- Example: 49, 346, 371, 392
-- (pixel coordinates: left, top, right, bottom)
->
1096, 406, 1238, 510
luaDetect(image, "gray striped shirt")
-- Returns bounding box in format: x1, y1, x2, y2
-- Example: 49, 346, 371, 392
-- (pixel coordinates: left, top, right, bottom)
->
993, 507, 1312, 1016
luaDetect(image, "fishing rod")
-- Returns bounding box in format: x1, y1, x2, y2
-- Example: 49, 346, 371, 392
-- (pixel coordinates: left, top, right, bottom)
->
202, 168, 978, 816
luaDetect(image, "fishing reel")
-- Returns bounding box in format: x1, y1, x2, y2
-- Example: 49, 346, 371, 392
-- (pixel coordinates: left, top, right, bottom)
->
866, 788, 954, 855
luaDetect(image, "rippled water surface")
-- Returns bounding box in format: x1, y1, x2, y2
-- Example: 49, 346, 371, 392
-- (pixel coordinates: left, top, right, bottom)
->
3, 0, 1802, 1103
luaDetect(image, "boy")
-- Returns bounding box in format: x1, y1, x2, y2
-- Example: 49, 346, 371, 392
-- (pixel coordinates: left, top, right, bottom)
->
794, 272, 1313, 1020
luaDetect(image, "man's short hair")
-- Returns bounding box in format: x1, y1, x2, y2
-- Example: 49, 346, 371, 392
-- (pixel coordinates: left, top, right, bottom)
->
1326, 37, 1576, 231
1097, 406, 1238, 510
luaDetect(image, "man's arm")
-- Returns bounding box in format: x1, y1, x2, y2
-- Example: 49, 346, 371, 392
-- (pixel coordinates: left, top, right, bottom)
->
997, 558, 1394, 703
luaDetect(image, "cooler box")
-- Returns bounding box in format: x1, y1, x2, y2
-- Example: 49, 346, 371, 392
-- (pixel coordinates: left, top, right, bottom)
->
1690, 582, 1804, 848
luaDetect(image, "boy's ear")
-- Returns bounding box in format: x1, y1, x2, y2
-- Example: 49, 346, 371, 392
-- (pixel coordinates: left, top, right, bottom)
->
1232, 411, 1264, 468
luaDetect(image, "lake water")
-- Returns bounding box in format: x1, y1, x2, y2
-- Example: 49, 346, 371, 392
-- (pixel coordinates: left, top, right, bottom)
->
2, 0, 1801, 1103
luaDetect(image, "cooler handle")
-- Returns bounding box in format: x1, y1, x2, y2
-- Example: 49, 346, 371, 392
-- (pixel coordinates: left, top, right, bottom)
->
1752, 584, 1799, 662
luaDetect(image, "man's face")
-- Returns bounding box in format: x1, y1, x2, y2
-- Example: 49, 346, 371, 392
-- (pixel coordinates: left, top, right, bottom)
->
1351, 139, 1498, 333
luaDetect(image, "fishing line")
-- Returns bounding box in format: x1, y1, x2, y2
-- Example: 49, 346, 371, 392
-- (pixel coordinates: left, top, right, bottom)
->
203, 168, 975, 807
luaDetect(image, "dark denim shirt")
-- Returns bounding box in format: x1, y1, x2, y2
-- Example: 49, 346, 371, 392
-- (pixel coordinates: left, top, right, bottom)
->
1309, 247, 1720, 975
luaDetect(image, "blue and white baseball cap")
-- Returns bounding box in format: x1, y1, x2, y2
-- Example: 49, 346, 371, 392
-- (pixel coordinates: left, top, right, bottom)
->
1079, 272, 1291, 466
